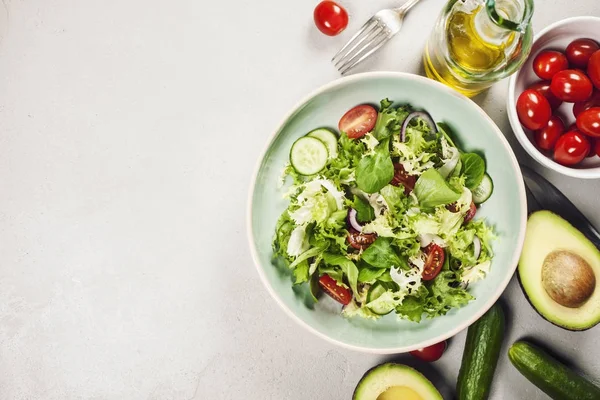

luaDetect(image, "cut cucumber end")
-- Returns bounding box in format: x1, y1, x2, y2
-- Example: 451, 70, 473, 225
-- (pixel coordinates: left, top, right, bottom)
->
290, 136, 329, 175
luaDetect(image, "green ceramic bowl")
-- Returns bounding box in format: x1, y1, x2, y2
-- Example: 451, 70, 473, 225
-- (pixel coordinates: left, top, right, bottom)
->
247, 72, 526, 353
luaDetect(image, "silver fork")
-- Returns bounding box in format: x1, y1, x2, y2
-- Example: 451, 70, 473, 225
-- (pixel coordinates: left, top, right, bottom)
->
332, 0, 423, 75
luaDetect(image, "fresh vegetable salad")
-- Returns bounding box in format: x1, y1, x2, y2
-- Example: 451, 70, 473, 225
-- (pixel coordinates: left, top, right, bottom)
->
272, 99, 496, 321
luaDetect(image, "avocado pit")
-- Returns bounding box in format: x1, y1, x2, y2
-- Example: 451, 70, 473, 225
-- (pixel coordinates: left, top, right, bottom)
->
542, 250, 596, 308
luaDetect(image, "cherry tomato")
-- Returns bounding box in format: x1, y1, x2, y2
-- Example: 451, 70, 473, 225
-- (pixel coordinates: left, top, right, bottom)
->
528, 81, 563, 110
339, 105, 378, 139
550, 69, 593, 102
576, 107, 600, 138
410, 341, 448, 362
554, 130, 591, 166
422, 244, 445, 281
595, 138, 600, 157
390, 163, 417, 194
463, 201, 477, 224
313, 1, 348, 37
588, 50, 600, 90
534, 115, 565, 150
566, 38, 600, 68
347, 228, 377, 250
318, 274, 352, 305
573, 90, 600, 117
533, 50, 569, 80
516, 89, 552, 130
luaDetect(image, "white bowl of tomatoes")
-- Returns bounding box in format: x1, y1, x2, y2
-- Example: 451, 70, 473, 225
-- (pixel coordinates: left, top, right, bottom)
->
507, 16, 600, 179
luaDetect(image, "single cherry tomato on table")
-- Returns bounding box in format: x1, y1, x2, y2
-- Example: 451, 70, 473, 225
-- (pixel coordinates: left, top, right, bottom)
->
339, 105, 378, 139
566, 38, 600, 68
347, 228, 377, 250
576, 107, 600, 138
533, 50, 569, 80
463, 201, 477, 224
318, 274, 352, 305
516, 89, 552, 130
554, 130, 591, 166
410, 340, 448, 362
313, 1, 349, 37
550, 69, 593, 102
588, 50, 600, 90
390, 162, 417, 194
534, 115, 565, 150
422, 244, 445, 281
573, 90, 600, 117
528, 81, 563, 110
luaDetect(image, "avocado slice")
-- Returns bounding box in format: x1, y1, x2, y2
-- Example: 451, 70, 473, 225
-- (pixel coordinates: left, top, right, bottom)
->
353, 363, 442, 400
518, 210, 600, 331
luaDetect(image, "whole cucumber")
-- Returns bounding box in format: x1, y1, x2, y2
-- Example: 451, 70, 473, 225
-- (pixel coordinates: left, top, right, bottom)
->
456, 302, 505, 400
509, 341, 600, 400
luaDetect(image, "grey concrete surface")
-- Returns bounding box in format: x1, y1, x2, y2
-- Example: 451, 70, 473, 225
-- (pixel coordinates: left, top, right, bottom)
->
0, 0, 599, 399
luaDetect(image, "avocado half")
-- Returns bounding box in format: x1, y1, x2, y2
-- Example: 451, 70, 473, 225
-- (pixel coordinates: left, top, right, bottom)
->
518, 210, 600, 331
353, 363, 442, 400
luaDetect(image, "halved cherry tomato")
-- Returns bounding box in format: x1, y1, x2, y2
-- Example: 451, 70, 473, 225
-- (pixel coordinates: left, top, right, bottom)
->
533, 50, 569, 80
339, 105, 378, 139
566, 38, 600, 68
576, 107, 600, 138
463, 201, 477, 224
573, 90, 600, 117
313, 1, 348, 37
516, 89, 552, 130
588, 50, 600, 90
554, 130, 591, 166
390, 163, 417, 194
534, 115, 565, 150
528, 81, 563, 110
318, 274, 352, 305
422, 244, 445, 281
347, 228, 377, 250
550, 69, 593, 102
410, 341, 447, 362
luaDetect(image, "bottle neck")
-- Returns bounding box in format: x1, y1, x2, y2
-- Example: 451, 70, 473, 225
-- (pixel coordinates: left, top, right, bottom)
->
485, 0, 534, 34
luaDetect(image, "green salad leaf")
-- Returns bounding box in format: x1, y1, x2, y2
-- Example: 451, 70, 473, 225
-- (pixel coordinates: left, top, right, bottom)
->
322, 253, 359, 296
356, 138, 394, 193
352, 196, 375, 223
362, 237, 409, 270
413, 169, 461, 208
461, 153, 485, 190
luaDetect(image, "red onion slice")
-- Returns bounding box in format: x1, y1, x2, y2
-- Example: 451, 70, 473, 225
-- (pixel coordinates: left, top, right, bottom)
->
473, 235, 481, 260
400, 111, 438, 142
347, 208, 363, 233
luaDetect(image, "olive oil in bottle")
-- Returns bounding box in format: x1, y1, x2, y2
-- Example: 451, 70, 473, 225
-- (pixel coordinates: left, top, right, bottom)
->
424, 0, 533, 97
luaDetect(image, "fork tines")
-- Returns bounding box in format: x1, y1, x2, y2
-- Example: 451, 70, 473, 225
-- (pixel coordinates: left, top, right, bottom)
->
332, 17, 389, 75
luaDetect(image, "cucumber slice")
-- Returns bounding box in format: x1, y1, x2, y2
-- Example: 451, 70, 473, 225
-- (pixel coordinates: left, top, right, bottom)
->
366, 282, 394, 315
307, 128, 338, 159
472, 173, 493, 204
289, 137, 328, 175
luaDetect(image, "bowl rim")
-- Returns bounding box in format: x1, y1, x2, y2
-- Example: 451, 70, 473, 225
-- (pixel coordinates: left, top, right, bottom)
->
507, 16, 600, 179
247, 71, 527, 354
